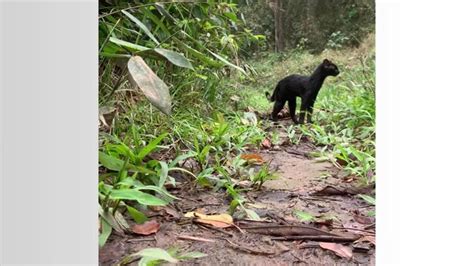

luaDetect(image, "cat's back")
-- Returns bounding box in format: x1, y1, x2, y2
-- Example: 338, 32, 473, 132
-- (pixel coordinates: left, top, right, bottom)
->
279, 74, 307, 85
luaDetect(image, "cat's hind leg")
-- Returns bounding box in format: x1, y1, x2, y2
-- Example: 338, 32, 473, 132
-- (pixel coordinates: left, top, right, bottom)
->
288, 97, 298, 124
271, 100, 285, 121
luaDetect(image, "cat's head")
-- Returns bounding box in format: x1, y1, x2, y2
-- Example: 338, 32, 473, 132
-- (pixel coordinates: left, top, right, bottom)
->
322, 59, 340, 76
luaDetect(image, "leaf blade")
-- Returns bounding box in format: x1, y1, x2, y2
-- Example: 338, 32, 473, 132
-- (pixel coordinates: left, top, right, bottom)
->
127, 56, 172, 115
122, 10, 160, 45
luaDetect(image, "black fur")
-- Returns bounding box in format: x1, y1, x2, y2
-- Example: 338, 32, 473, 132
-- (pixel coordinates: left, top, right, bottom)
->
267, 59, 339, 124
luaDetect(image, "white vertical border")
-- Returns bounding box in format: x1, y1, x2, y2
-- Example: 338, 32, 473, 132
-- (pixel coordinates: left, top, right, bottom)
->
0, 1, 98, 264
377, 1, 401, 264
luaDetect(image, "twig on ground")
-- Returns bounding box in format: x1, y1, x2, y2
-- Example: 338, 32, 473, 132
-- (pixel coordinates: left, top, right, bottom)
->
177, 234, 216, 243
232, 223, 245, 234
331, 226, 375, 235
364, 223, 375, 230
272, 235, 358, 242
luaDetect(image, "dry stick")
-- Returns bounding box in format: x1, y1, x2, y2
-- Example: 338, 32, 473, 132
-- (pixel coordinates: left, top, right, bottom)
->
271, 235, 358, 242
232, 223, 245, 234
331, 226, 375, 235
198, 224, 234, 237
364, 223, 375, 230
298, 243, 320, 249
300, 196, 343, 202
240, 225, 339, 237
177, 234, 216, 243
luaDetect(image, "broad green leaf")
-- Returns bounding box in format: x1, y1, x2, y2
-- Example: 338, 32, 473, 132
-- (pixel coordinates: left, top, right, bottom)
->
138, 257, 155, 266
99, 218, 112, 247
132, 165, 157, 175
294, 210, 315, 222
358, 194, 376, 205
199, 145, 212, 158
223, 12, 238, 22
127, 56, 172, 115
127, 205, 149, 224
99, 52, 131, 59
133, 248, 179, 263
110, 189, 167, 206
122, 10, 160, 45
99, 151, 153, 174
98, 206, 127, 234
173, 38, 222, 67
169, 151, 197, 168
158, 161, 169, 188
99, 152, 124, 171
137, 133, 168, 161
245, 209, 261, 221
142, 7, 171, 36
209, 51, 246, 75
114, 210, 130, 230
153, 48, 193, 69
136, 185, 178, 200
109, 37, 149, 51
178, 251, 207, 260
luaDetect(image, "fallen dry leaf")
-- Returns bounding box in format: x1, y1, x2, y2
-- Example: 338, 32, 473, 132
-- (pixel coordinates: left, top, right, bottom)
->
319, 242, 353, 259
261, 138, 272, 149
196, 219, 232, 228
184, 211, 233, 228
131, 220, 160, 235
149, 206, 180, 219
240, 153, 265, 165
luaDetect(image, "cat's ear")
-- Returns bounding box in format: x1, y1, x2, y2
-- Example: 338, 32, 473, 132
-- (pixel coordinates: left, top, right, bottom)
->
323, 59, 330, 64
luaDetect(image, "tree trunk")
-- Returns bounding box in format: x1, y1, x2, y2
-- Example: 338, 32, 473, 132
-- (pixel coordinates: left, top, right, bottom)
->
273, 0, 284, 52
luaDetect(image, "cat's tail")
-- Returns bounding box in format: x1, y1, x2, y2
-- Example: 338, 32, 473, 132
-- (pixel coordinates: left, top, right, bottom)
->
266, 84, 278, 102
265, 91, 274, 102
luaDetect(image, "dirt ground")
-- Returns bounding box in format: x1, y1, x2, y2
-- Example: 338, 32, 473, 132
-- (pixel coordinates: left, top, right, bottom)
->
100, 119, 375, 265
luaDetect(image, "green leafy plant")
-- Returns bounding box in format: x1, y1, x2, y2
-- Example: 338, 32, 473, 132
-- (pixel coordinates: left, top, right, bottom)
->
250, 163, 277, 190
120, 247, 207, 265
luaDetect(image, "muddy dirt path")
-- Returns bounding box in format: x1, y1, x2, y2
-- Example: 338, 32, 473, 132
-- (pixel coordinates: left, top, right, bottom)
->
100, 119, 375, 265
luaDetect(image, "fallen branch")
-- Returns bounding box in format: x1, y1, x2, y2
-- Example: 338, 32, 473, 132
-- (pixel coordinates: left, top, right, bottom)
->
272, 235, 358, 243
240, 224, 339, 237
364, 223, 375, 230
331, 226, 375, 235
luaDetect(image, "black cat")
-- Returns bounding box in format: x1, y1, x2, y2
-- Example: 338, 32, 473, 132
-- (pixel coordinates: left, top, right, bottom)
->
266, 59, 340, 124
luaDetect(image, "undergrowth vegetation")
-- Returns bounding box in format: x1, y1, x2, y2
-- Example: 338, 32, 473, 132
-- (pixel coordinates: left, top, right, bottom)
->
233, 35, 376, 185
98, 2, 375, 254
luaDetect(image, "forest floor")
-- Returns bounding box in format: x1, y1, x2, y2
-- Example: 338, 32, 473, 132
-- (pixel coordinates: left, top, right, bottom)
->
100, 34, 376, 265
100, 117, 375, 265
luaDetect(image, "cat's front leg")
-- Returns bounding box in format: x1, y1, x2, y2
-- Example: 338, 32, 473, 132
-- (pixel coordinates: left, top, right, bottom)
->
306, 100, 315, 124
299, 98, 311, 124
